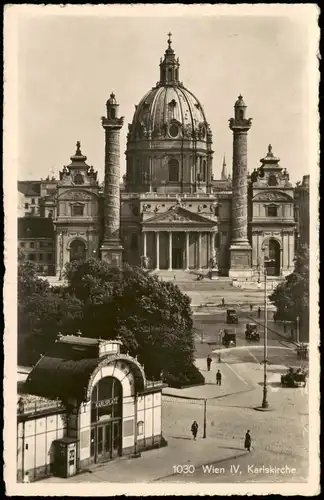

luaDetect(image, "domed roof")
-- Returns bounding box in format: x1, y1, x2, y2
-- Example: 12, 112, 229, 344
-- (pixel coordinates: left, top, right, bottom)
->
127, 34, 210, 143
129, 85, 207, 140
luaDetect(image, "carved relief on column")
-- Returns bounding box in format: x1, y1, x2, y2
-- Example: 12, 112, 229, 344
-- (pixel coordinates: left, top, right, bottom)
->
231, 132, 249, 245
104, 128, 122, 241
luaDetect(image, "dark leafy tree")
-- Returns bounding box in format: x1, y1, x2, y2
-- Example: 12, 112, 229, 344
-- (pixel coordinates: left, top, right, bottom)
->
269, 245, 309, 338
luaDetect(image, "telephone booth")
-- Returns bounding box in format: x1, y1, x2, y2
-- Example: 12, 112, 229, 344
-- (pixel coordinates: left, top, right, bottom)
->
53, 437, 78, 478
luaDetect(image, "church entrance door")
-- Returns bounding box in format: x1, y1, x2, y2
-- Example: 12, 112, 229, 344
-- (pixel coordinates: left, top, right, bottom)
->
172, 233, 184, 269
265, 239, 281, 276
69, 239, 86, 262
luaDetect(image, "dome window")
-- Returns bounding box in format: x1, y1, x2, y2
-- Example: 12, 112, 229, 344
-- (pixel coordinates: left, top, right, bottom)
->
169, 124, 179, 138
168, 159, 179, 182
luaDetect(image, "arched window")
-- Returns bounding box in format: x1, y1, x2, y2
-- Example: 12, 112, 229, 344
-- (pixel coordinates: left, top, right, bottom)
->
239, 110, 244, 120
168, 159, 179, 182
168, 68, 172, 82
110, 108, 116, 119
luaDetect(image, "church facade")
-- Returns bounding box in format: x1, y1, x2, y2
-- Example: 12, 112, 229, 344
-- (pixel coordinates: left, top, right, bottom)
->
21, 35, 299, 280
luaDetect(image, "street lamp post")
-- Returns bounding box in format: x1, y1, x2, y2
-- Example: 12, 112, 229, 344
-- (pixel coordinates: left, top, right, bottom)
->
261, 267, 269, 409
296, 315, 300, 344
59, 232, 63, 281
203, 399, 207, 438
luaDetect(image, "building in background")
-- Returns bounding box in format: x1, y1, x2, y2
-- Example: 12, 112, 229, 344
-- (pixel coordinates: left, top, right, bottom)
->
18, 217, 55, 275
17, 35, 304, 281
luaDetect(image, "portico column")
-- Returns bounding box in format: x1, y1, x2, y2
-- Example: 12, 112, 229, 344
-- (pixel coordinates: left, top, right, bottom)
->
198, 232, 202, 270
209, 232, 215, 259
280, 248, 283, 275
185, 232, 190, 270
168, 232, 173, 271
143, 231, 147, 258
156, 232, 160, 270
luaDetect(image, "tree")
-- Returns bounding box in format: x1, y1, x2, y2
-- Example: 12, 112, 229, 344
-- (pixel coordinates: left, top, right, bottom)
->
18, 260, 83, 365
63, 260, 202, 384
269, 245, 309, 339
19, 258, 204, 386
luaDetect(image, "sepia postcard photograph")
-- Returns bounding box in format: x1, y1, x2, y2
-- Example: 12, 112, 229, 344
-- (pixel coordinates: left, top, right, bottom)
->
3, 4, 320, 496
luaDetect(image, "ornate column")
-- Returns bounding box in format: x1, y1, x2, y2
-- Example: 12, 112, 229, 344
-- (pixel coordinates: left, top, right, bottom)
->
100, 93, 124, 267
228, 95, 252, 278
168, 232, 173, 271
185, 232, 190, 270
198, 232, 202, 270
156, 232, 160, 270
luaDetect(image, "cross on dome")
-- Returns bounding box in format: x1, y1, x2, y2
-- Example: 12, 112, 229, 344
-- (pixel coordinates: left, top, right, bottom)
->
167, 32, 172, 47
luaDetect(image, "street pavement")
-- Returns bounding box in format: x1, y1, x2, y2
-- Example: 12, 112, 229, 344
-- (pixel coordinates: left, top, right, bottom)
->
39, 306, 309, 484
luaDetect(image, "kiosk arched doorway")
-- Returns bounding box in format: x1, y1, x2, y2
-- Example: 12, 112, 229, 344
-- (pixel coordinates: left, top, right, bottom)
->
90, 377, 122, 463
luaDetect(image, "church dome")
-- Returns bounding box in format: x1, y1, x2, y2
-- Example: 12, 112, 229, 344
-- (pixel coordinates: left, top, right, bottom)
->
129, 85, 208, 141
127, 34, 211, 144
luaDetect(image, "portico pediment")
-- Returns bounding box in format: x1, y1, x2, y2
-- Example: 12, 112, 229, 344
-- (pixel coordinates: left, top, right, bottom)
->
143, 206, 216, 226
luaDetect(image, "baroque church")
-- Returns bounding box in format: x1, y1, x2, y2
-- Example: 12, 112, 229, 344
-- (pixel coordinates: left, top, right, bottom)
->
33, 35, 297, 280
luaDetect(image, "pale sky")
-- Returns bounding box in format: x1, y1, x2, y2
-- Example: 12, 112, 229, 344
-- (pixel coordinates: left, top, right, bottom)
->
11, 5, 318, 183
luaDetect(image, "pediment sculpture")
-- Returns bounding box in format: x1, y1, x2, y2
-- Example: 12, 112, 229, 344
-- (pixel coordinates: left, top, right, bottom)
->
59, 190, 92, 201
253, 191, 292, 202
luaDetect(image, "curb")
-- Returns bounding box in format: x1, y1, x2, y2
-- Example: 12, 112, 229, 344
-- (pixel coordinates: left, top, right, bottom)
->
162, 386, 255, 401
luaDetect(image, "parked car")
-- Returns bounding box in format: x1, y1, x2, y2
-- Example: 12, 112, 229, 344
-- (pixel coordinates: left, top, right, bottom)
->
281, 367, 307, 388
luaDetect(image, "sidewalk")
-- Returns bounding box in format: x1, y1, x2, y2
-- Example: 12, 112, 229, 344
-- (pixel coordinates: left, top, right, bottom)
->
39, 435, 247, 483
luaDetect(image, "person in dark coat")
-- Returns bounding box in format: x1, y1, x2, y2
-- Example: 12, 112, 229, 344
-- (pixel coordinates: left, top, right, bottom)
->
206, 355, 212, 371
244, 430, 251, 452
250, 304, 253, 312
216, 370, 222, 385
191, 421, 198, 440
222, 298, 225, 306
257, 307, 261, 319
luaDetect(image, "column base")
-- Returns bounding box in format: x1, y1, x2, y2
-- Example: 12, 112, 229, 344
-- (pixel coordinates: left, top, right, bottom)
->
209, 269, 219, 280
100, 240, 123, 267
229, 244, 252, 279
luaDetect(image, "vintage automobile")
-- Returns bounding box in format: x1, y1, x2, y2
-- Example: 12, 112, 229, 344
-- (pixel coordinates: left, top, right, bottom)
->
245, 323, 260, 342
281, 367, 307, 388
222, 329, 236, 348
296, 343, 308, 360
226, 309, 238, 324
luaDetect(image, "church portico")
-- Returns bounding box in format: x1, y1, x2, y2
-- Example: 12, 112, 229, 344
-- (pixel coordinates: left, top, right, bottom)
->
141, 228, 217, 271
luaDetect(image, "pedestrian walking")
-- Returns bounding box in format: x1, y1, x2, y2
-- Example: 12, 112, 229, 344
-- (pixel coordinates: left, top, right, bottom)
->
244, 430, 252, 452
216, 370, 222, 385
222, 298, 225, 307
191, 420, 198, 440
250, 304, 253, 312
257, 307, 261, 319
206, 354, 212, 372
